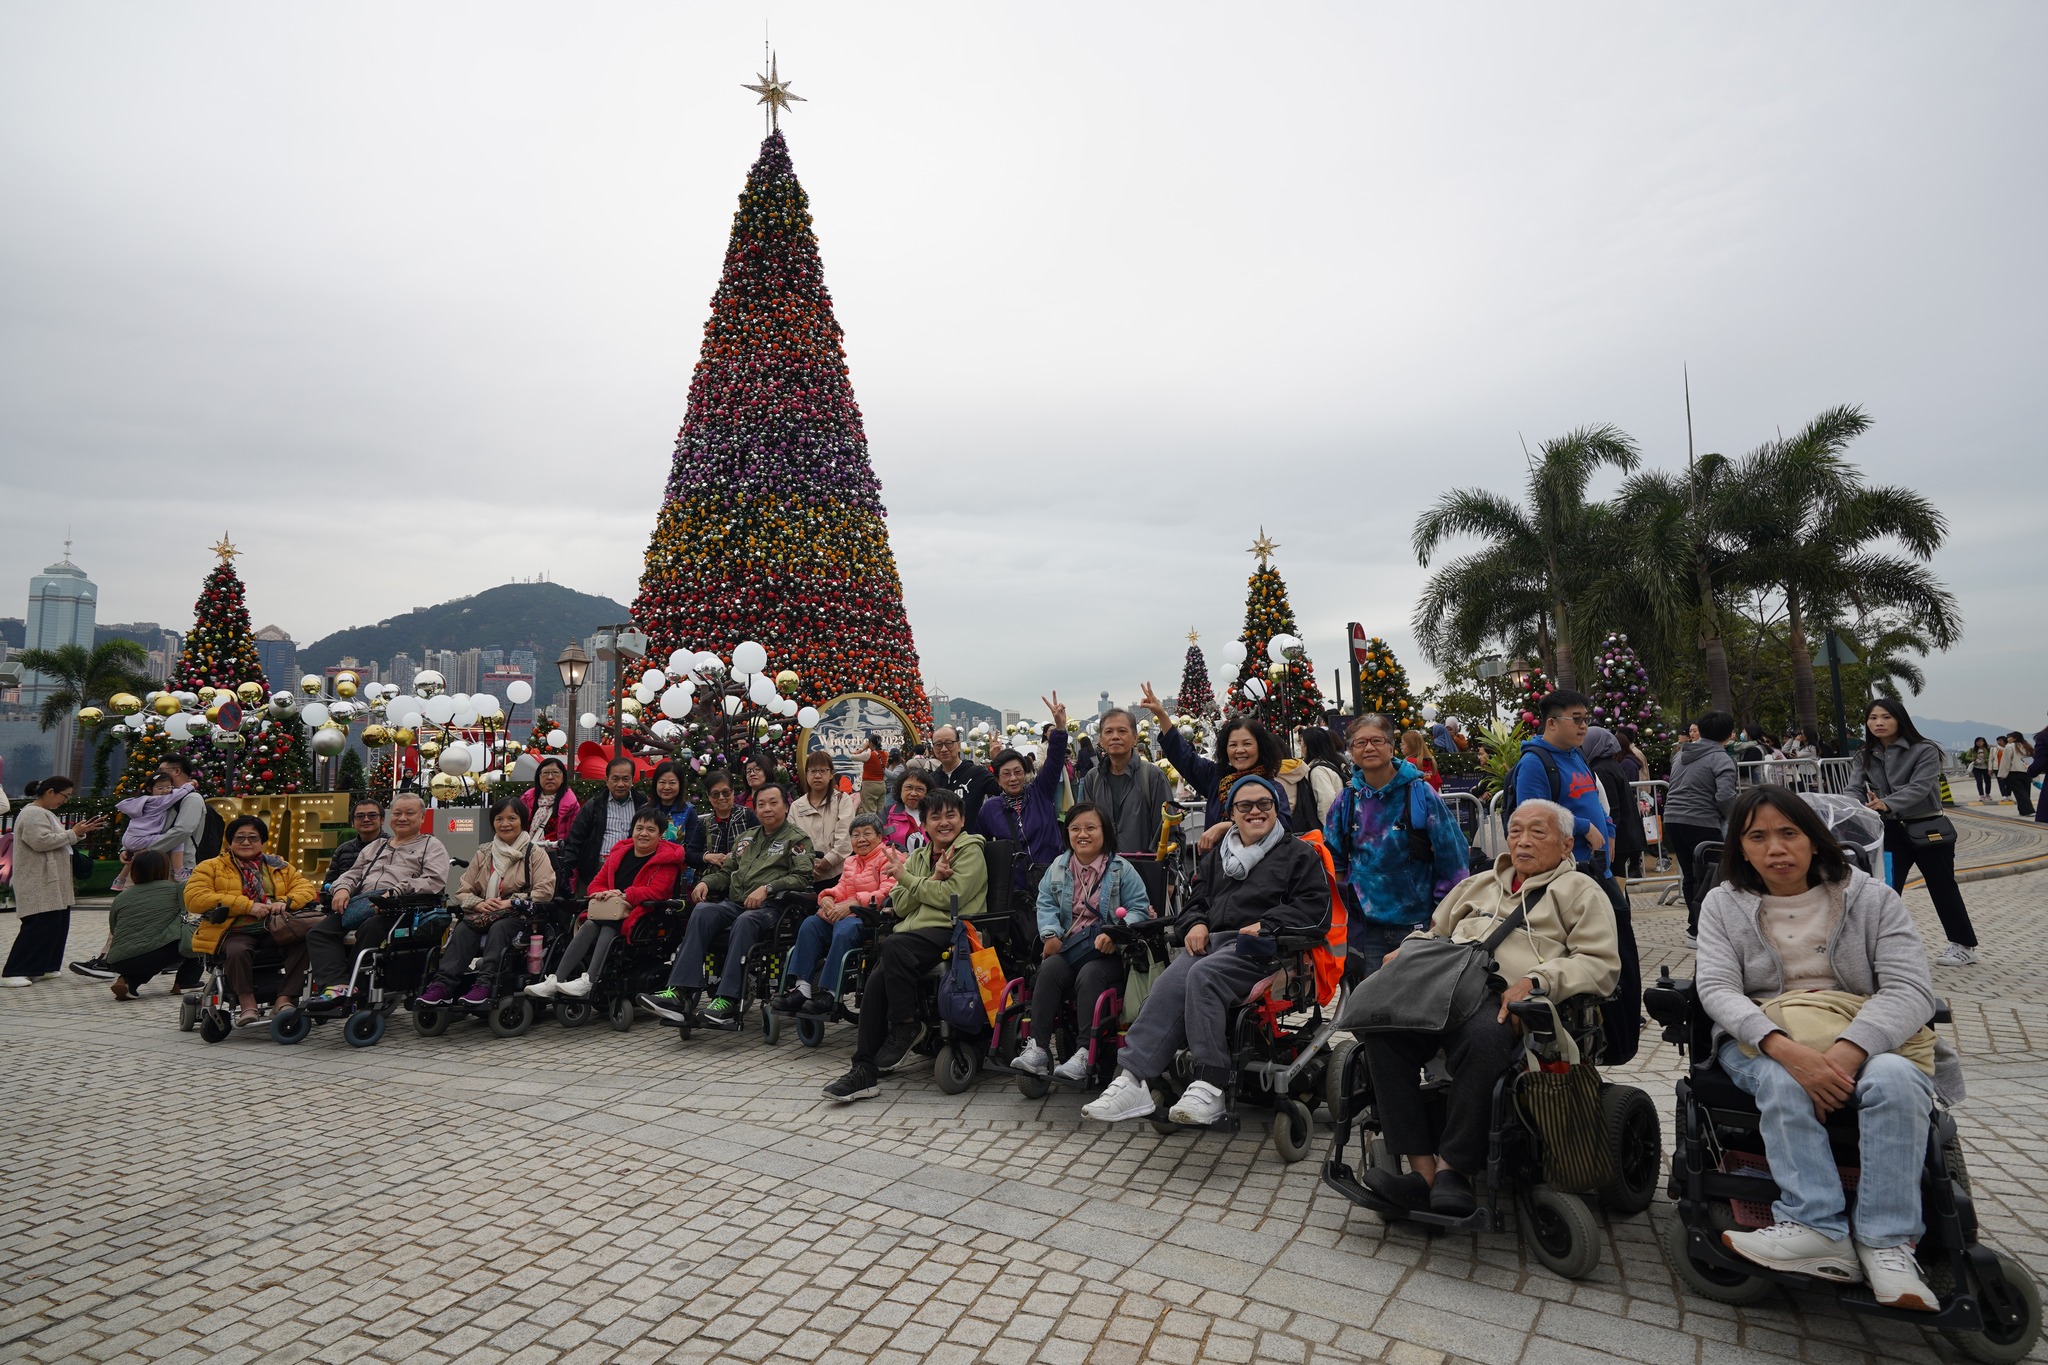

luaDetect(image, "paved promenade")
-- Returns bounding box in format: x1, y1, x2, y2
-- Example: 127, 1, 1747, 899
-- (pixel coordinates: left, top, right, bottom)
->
5, 833, 2046, 1364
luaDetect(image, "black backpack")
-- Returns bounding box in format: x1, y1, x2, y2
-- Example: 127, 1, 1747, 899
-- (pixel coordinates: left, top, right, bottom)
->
1500, 747, 1565, 825
195, 798, 227, 863
1288, 760, 1345, 836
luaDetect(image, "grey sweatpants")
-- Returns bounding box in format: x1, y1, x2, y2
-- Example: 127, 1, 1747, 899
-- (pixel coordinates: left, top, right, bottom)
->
1114, 939, 1273, 1084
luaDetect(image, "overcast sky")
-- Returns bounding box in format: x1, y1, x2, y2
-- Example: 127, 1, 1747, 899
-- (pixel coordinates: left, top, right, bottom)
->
3, 4, 2042, 726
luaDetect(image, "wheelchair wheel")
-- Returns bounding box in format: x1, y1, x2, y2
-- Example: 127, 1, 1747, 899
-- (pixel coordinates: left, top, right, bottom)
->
1661, 1205, 1774, 1305
1928, 1246, 2043, 1363
1525, 1186, 1601, 1279
269, 1007, 310, 1045
1324, 1038, 1360, 1125
199, 1011, 231, 1044
795, 1015, 824, 1049
761, 1002, 782, 1046
412, 1003, 452, 1037
607, 995, 634, 1032
1596, 1084, 1662, 1215
934, 1039, 979, 1095
489, 996, 535, 1039
558, 999, 592, 1029
1271, 1098, 1314, 1164
178, 993, 200, 1032
1016, 1069, 1051, 1100
344, 1009, 386, 1048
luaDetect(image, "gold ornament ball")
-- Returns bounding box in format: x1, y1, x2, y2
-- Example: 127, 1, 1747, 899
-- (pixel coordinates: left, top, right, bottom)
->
152, 694, 182, 716
362, 724, 391, 749
1266, 661, 1287, 681
76, 706, 105, 728
620, 697, 643, 717
110, 692, 142, 716
298, 674, 323, 697
419, 739, 442, 759
206, 702, 224, 723
196, 687, 217, 705
503, 740, 524, 757
335, 677, 359, 699
393, 726, 417, 746
429, 773, 464, 801
775, 669, 800, 695
236, 682, 265, 705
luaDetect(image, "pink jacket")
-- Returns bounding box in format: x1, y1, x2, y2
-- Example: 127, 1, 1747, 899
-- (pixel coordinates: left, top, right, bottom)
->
522, 785, 582, 842
881, 804, 925, 851
830, 845, 899, 909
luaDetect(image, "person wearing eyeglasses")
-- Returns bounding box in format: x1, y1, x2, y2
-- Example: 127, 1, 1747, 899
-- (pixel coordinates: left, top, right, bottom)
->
926, 726, 997, 829
1082, 774, 1329, 1128
1328, 714, 1469, 981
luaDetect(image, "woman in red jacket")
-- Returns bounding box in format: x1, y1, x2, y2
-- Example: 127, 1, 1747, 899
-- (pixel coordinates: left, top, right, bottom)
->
526, 809, 684, 1000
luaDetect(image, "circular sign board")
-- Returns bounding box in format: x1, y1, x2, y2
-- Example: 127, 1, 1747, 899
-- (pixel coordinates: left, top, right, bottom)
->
797, 692, 920, 780
216, 701, 244, 732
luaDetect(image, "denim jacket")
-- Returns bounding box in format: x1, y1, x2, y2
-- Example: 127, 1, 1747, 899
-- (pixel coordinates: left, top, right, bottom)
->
1034, 851, 1154, 944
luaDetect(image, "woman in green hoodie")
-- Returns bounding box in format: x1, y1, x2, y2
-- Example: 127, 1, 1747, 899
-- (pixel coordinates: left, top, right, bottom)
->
105, 850, 190, 999
822, 786, 986, 1102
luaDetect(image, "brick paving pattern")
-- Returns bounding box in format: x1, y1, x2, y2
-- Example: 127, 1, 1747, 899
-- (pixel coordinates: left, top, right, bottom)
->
4, 856, 2045, 1363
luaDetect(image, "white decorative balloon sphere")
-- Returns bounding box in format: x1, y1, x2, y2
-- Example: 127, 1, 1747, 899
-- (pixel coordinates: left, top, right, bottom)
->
547, 728, 568, 748
641, 668, 664, 690
438, 745, 472, 775
732, 640, 769, 676
505, 680, 532, 705
797, 706, 820, 729
660, 686, 692, 719
423, 695, 456, 725
579, 713, 599, 730
1420, 704, 1439, 722
1243, 678, 1268, 701
301, 703, 330, 728
667, 649, 691, 674
722, 695, 742, 716
1223, 640, 1247, 665
452, 707, 479, 728
165, 714, 193, 741
511, 754, 539, 781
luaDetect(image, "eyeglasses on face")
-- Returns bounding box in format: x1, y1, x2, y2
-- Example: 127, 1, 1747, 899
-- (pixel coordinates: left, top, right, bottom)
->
1231, 798, 1276, 815
1352, 736, 1391, 749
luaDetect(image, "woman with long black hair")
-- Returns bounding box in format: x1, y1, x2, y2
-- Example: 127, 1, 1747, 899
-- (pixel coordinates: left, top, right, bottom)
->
1848, 696, 1978, 966
1138, 682, 1290, 850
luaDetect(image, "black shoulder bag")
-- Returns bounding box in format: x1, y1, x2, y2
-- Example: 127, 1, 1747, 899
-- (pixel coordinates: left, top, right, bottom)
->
1337, 887, 1544, 1035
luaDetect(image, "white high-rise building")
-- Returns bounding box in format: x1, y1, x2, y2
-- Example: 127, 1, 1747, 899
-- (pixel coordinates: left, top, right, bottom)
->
23, 546, 97, 706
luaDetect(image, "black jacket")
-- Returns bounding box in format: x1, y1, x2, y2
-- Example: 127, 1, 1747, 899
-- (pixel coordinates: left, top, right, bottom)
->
1589, 757, 1645, 862
1179, 835, 1330, 939
693, 807, 759, 870
564, 793, 648, 890
931, 761, 998, 829
323, 836, 371, 890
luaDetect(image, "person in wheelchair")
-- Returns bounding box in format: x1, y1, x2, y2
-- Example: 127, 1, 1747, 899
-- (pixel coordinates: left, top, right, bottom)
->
306, 791, 450, 1003
529, 808, 685, 1000
1081, 775, 1327, 1126
772, 814, 901, 1018
1695, 785, 1957, 1309
418, 798, 555, 1008
1014, 801, 1154, 1084
1357, 798, 1618, 1217
821, 786, 987, 1102
184, 815, 321, 1023
640, 783, 815, 1031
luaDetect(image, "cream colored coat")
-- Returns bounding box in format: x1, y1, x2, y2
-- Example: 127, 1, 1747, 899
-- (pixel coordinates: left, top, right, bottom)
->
10, 803, 83, 916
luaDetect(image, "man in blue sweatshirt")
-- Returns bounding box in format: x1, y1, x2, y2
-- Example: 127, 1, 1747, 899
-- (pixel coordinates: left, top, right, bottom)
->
1510, 687, 1640, 1063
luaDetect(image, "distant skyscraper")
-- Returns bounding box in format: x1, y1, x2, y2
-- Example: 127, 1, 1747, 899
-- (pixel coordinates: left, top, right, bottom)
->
253, 624, 297, 689
388, 652, 418, 692
480, 649, 504, 673
454, 648, 482, 694
484, 665, 536, 723
509, 648, 537, 677
22, 546, 97, 707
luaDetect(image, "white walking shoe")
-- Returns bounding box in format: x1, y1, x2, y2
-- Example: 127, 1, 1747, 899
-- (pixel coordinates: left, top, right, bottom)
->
555, 975, 594, 998
1721, 1220, 1860, 1282
1934, 943, 1978, 967
1167, 1080, 1229, 1127
1856, 1242, 1938, 1311
1052, 1048, 1092, 1084
1012, 1040, 1050, 1076
523, 975, 562, 1000
1, 976, 32, 988
1081, 1071, 1157, 1123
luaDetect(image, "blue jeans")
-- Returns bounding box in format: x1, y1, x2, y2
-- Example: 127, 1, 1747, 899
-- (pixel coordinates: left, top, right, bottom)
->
1350, 921, 1421, 980
1717, 1039, 1935, 1246
785, 913, 869, 994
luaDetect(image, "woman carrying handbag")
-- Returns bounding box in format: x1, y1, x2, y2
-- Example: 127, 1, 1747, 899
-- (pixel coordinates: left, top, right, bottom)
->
1848, 697, 1978, 966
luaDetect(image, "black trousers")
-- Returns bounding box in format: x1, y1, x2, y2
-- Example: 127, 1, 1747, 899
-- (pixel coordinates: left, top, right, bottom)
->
1361, 995, 1519, 1176
307, 912, 396, 990
109, 941, 185, 988
1666, 821, 1721, 936
854, 927, 949, 1066
431, 916, 524, 992
1030, 947, 1122, 1048
1885, 823, 1977, 948
3, 910, 72, 977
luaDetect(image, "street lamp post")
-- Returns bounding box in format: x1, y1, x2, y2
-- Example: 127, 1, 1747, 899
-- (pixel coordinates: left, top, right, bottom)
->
556, 641, 590, 757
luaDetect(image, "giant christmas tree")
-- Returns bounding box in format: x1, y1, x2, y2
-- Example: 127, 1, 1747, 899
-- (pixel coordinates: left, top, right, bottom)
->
631, 117, 930, 731
173, 538, 267, 695
1226, 531, 1324, 734
1175, 630, 1219, 723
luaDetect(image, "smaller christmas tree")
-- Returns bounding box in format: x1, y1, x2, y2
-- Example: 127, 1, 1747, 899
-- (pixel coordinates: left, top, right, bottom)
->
1226, 531, 1325, 734
173, 537, 268, 694
1514, 666, 1554, 730
1586, 632, 1671, 748
1175, 631, 1219, 723
1354, 636, 1421, 735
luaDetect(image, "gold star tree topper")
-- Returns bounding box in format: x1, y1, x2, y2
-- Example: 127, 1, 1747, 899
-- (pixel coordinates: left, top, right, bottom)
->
1248, 527, 1280, 567
211, 533, 240, 562
1187, 627, 1201, 645
744, 52, 806, 132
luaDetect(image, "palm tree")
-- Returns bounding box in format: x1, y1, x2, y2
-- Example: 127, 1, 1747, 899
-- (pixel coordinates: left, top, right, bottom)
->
1617, 449, 1759, 714
1737, 407, 1960, 738
1413, 425, 1640, 690
13, 640, 153, 780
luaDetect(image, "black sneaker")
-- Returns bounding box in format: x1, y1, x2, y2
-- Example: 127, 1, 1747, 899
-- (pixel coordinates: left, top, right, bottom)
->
801, 989, 836, 1018
69, 956, 116, 981
875, 1020, 925, 1073
697, 996, 743, 1031
770, 988, 807, 1014
822, 1062, 879, 1103
1429, 1168, 1477, 1217
1361, 1168, 1431, 1213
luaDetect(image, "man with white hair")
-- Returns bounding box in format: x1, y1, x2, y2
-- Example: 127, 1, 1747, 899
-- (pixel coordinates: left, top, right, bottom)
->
1353, 797, 1619, 1218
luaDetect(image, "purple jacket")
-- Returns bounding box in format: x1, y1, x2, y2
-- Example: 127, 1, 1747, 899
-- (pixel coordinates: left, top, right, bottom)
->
977, 728, 1069, 870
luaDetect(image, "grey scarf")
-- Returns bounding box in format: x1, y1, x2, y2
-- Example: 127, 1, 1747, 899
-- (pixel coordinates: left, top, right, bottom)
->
1218, 822, 1285, 880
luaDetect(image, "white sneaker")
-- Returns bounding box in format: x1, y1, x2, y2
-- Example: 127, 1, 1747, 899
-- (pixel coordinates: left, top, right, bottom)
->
523, 975, 562, 1000
1167, 1079, 1230, 1126
1013, 1040, 1050, 1076
1934, 943, 1978, 967
1081, 1071, 1157, 1123
1053, 1048, 1092, 1084
1857, 1242, 1938, 1311
1721, 1221, 1861, 1282
1684, 932, 1698, 950
555, 975, 593, 999
1, 976, 32, 988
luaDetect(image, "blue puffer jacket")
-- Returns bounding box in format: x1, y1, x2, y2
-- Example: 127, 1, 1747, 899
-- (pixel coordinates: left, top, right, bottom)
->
1034, 851, 1154, 945
1324, 760, 1469, 928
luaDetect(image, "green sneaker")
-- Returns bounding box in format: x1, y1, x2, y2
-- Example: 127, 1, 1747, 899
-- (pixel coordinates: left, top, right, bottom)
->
637, 988, 687, 1023
698, 996, 742, 1031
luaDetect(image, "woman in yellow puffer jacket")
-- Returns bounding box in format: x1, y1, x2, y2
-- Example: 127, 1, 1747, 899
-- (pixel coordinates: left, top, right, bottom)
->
184, 814, 318, 1021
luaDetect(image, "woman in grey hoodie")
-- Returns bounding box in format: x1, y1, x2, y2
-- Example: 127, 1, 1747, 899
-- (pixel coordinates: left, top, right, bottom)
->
1664, 710, 1739, 941
1848, 697, 1977, 965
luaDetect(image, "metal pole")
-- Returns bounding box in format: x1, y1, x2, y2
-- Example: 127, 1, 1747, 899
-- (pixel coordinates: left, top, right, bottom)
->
1826, 629, 1850, 757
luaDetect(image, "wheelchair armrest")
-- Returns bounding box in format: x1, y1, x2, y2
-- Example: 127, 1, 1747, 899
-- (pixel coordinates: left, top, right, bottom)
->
1272, 932, 1324, 955
1643, 975, 1696, 1028
636, 899, 683, 913
1932, 998, 1952, 1026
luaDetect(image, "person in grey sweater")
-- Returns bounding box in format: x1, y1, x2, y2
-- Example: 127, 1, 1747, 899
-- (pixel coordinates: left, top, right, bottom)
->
1847, 697, 1978, 964
1664, 711, 1739, 940
1695, 785, 1955, 1310
1077, 708, 1175, 856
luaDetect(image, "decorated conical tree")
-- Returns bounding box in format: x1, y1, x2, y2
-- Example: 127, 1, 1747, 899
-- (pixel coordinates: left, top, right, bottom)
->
174, 540, 267, 695
1587, 632, 1672, 748
1225, 532, 1325, 733
1514, 665, 1554, 730
1354, 636, 1422, 735
1176, 633, 1219, 723
631, 129, 931, 731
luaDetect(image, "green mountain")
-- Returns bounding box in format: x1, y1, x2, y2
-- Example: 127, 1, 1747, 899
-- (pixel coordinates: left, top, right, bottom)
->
299, 582, 632, 672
